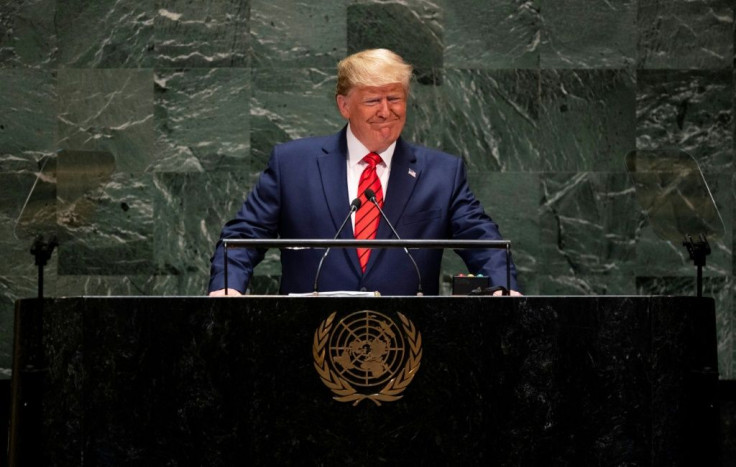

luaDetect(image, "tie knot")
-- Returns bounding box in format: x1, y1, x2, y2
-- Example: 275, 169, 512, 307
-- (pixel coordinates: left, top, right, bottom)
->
363, 152, 383, 169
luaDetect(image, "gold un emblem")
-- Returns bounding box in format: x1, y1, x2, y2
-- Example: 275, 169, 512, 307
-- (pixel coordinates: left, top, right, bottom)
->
313, 310, 422, 406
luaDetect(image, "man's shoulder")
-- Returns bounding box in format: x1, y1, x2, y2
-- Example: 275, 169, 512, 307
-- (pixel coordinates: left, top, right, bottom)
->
401, 139, 463, 167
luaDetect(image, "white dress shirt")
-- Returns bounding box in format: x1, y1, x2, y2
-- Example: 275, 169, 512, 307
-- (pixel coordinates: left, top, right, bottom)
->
345, 124, 395, 210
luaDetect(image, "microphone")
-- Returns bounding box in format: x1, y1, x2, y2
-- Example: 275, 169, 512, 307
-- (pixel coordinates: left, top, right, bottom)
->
363, 188, 423, 296
313, 197, 362, 293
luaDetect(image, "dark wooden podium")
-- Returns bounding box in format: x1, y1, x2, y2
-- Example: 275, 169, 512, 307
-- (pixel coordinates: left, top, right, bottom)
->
10, 296, 719, 466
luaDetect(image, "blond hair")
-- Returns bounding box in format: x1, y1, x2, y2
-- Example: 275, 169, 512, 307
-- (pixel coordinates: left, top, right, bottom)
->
336, 49, 413, 96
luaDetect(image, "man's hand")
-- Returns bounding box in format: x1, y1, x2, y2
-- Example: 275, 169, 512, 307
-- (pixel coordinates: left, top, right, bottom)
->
208, 288, 244, 297
492, 289, 523, 297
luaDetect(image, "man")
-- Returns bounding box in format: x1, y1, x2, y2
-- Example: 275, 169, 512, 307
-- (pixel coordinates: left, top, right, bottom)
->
208, 48, 520, 296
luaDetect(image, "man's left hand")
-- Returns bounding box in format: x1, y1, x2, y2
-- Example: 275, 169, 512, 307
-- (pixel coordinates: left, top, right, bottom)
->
492, 289, 523, 296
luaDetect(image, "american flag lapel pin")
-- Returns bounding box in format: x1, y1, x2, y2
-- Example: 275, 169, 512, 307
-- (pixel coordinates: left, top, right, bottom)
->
408, 168, 416, 178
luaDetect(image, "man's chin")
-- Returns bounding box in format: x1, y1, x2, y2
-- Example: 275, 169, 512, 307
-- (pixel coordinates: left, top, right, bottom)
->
373, 124, 402, 139
372, 132, 398, 147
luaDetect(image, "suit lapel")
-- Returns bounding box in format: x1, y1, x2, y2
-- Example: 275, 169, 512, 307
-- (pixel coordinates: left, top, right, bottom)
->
380, 137, 419, 234
317, 127, 363, 275
317, 128, 350, 233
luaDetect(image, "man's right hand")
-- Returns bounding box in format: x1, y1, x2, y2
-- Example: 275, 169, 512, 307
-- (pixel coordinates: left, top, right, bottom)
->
208, 288, 244, 296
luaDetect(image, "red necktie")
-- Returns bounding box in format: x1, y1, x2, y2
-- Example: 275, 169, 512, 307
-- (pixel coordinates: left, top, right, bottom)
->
355, 152, 384, 272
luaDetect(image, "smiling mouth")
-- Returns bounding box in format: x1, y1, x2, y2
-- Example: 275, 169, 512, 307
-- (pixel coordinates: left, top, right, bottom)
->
370, 120, 399, 127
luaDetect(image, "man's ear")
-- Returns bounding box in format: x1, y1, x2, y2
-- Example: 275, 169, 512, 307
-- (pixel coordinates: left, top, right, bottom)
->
336, 94, 350, 120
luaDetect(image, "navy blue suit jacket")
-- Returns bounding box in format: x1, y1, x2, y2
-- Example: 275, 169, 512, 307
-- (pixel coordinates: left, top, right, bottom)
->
209, 128, 518, 295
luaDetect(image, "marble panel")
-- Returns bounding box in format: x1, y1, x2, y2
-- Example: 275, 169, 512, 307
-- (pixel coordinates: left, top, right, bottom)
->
440, 69, 540, 172
442, 0, 539, 69
154, 0, 250, 68
0, 276, 41, 378
153, 68, 251, 173
636, 69, 733, 174
637, 0, 733, 69
636, 275, 733, 379
0, 69, 55, 155
55, 0, 154, 68
57, 170, 153, 275
704, 172, 732, 273
57, 68, 154, 173
441, 171, 540, 295
250, 67, 343, 169
539, 0, 636, 69
153, 171, 266, 292
538, 69, 636, 172
0, 0, 56, 67
402, 79, 446, 151
0, 168, 58, 379
0, 152, 48, 174
346, 2, 443, 85
0, 283, 15, 377
633, 172, 732, 277
250, 0, 348, 68
539, 172, 639, 285
0, 158, 57, 246
0, 173, 57, 375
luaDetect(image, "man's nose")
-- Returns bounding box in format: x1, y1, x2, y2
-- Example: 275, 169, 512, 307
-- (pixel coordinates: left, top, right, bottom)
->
376, 98, 390, 117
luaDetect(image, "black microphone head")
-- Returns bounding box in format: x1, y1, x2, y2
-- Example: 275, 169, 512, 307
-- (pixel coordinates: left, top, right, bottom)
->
364, 188, 376, 201
350, 197, 362, 211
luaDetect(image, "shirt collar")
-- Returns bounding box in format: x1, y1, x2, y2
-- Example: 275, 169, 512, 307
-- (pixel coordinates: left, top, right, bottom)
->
346, 124, 396, 168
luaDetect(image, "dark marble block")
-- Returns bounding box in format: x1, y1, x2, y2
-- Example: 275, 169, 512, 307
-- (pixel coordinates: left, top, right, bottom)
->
347, 3, 443, 86
10, 296, 718, 466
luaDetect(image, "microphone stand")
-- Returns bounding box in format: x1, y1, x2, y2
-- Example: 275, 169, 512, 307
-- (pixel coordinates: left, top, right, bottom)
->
364, 189, 423, 296
30, 235, 58, 299
683, 234, 710, 298
15, 155, 58, 299
313, 198, 362, 293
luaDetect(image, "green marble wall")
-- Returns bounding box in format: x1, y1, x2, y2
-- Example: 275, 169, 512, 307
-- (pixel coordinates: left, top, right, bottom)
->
0, 0, 733, 379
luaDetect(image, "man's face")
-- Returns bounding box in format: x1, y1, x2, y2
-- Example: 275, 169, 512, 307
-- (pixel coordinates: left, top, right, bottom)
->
336, 83, 407, 153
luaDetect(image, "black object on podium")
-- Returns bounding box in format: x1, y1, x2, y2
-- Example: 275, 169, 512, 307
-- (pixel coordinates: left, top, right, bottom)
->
10, 296, 719, 465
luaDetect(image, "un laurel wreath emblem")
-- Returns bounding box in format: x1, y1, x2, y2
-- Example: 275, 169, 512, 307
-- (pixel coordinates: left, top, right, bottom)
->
313, 310, 422, 406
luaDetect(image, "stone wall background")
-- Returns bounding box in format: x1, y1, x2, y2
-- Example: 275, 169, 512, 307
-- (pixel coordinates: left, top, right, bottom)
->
0, 0, 733, 379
